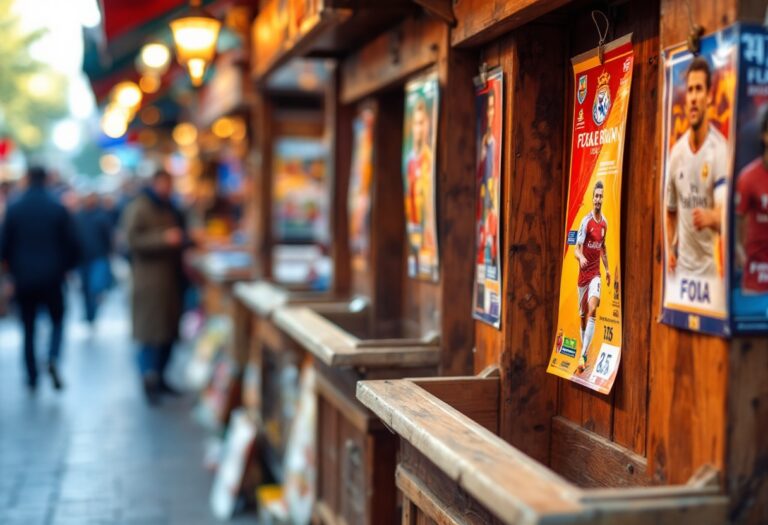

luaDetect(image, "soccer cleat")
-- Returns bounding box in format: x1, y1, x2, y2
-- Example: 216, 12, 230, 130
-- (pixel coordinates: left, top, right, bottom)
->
576, 353, 588, 374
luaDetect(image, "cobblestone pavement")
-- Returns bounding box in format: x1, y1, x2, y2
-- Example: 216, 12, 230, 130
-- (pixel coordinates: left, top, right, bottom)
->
0, 284, 253, 525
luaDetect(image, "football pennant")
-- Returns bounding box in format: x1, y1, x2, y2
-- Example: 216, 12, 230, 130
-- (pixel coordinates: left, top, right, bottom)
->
547, 35, 634, 395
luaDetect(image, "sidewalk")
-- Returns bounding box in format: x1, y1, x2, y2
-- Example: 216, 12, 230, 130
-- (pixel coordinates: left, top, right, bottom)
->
0, 284, 249, 525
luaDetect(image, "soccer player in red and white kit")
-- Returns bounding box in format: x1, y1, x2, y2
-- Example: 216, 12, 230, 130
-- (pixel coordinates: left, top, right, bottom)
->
735, 111, 768, 294
574, 181, 611, 374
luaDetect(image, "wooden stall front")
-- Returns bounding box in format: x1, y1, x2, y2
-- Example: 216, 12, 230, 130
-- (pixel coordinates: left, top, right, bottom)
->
357, 0, 768, 524
256, 2, 481, 523
233, 0, 421, 491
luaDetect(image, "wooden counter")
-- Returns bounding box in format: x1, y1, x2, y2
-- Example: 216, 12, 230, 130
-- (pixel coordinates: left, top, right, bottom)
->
358, 377, 729, 525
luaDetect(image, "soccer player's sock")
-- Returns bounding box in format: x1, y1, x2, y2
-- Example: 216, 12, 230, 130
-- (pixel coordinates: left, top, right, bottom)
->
583, 317, 596, 360
580, 326, 585, 345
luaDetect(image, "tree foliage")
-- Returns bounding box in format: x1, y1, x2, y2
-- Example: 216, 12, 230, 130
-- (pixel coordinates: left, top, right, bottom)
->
0, 0, 68, 151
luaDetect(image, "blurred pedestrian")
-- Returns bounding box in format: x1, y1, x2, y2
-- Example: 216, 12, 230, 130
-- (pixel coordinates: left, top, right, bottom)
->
0, 166, 80, 391
74, 192, 114, 326
122, 170, 188, 404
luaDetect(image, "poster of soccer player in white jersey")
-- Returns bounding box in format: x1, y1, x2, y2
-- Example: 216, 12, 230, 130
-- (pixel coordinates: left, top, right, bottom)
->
661, 27, 737, 336
547, 35, 633, 395
730, 24, 768, 333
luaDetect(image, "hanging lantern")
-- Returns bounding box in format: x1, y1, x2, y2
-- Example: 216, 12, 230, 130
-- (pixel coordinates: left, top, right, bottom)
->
170, 0, 221, 87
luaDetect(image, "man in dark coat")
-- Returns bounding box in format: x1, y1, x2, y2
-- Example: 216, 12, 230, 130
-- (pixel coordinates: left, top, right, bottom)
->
0, 166, 80, 391
122, 170, 187, 403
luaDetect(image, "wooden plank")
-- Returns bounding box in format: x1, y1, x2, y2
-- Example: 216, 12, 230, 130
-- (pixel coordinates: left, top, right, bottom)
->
451, 0, 571, 48
328, 65, 353, 299
609, 0, 659, 456
412, 377, 499, 434
274, 306, 441, 368
317, 397, 340, 518
233, 280, 289, 317
366, 429, 399, 525
340, 16, 446, 104
252, 91, 274, 279
369, 91, 407, 326
357, 379, 585, 521
253, 1, 351, 81
315, 367, 376, 433
498, 24, 564, 465
338, 416, 367, 524
647, 0, 735, 487
434, 38, 477, 376
550, 416, 650, 489
399, 443, 504, 525
726, 337, 768, 524
396, 465, 466, 525
413, 0, 455, 26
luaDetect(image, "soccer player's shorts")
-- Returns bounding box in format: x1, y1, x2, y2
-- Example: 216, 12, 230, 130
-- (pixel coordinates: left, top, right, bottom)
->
578, 276, 602, 317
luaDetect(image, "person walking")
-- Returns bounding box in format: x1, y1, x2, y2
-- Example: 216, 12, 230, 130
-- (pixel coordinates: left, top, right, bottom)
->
122, 170, 188, 404
0, 166, 80, 391
74, 192, 114, 326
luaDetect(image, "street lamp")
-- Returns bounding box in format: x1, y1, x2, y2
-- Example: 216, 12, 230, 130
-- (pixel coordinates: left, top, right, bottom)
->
170, 0, 221, 87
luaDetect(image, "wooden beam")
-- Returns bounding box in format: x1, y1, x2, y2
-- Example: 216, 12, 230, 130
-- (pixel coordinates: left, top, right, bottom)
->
550, 417, 650, 489
413, 0, 455, 26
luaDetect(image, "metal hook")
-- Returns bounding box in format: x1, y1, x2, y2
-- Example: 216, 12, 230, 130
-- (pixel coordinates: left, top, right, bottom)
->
685, 0, 704, 55
591, 10, 609, 64
473, 62, 489, 89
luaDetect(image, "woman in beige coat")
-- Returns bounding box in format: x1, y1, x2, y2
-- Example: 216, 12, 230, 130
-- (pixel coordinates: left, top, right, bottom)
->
122, 170, 187, 403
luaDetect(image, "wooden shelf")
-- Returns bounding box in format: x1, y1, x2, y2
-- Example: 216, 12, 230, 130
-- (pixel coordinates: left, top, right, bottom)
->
252, 0, 415, 84
233, 280, 343, 318
357, 378, 729, 525
273, 306, 440, 368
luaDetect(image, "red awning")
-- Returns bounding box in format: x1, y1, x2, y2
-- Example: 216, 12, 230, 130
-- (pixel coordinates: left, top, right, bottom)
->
101, 0, 186, 41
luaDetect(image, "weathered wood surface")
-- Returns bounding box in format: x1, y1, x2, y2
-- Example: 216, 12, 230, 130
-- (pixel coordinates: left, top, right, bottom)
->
368, 92, 407, 327
357, 378, 584, 522
328, 66, 352, 299
315, 368, 378, 433
434, 39, 477, 377
274, 306, 441, 368
232, 280, 338, 318
234, 280, 290, 317
360, 379, 728, 524
251, 90, 274, 279
340, 16, 445, 104
451, 0, 571, 48
550, 417, 650, 489
252, 0, 350, 81
412, 376, 499, 434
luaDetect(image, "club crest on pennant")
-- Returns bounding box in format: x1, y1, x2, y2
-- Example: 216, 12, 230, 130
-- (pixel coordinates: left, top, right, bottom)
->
577, 75, 588, 104
592, 71, 611, 126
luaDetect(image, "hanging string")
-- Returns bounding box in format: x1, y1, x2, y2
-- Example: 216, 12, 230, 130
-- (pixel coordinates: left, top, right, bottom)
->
685, 0, 704, 55
591, 10, 610, 64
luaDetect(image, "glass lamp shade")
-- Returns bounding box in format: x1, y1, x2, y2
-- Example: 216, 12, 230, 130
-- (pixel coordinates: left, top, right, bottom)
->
170, 10, 221, 86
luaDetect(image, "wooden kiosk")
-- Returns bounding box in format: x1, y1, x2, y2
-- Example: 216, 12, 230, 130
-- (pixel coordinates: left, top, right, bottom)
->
232, 0, 421, 485
261, 4, 480, 524
353, 1, 768, 524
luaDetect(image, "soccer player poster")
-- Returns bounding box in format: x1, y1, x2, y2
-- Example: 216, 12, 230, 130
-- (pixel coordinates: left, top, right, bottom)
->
731, 24, 768, 333
402, 71, 440, 281
660, 27, 737, 336
473, 68, 503, 328
547, 35, 633, 394
348, 105, 375, 274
